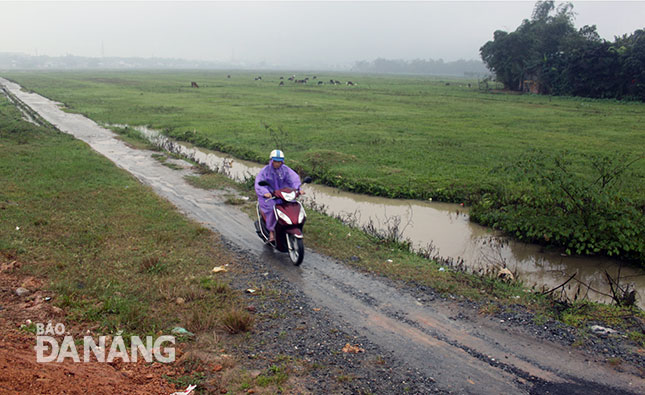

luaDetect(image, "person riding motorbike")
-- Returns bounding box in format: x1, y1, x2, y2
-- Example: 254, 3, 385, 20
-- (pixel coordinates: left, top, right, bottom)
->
255, 149, 304, 244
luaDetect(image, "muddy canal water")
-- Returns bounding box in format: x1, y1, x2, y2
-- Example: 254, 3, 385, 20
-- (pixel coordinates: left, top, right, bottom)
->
135, 126, 644, 308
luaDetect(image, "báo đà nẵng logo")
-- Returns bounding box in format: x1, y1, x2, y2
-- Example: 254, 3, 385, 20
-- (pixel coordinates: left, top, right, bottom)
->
33, 322, 175, 363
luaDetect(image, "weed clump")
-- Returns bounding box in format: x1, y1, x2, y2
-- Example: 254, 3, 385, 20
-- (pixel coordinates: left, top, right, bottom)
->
221, 308, 254, 334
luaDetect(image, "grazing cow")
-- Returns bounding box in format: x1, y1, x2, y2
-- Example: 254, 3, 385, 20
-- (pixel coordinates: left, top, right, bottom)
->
254, 76, 262, 81
467, 83, 472, 88
346, 81, 355, 86
317, 81, 324, 85
279, 81, 284, 86
288, 76, 294, 81
329, 79, 335, 84
445, 82, 450, 86
227, 74, 231, 79
280, 76, 284, 80
313, 76, 317, 79
295, 79, 307, 84
191, 81, 199, 88
305, 77, 309, 81
334, 80, 340, 85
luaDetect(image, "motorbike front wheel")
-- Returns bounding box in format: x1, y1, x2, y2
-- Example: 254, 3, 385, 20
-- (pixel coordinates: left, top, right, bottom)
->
287, 234, 304, 266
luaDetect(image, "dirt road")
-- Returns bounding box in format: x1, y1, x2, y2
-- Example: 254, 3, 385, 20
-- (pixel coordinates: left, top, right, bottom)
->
2, 77, 643, 394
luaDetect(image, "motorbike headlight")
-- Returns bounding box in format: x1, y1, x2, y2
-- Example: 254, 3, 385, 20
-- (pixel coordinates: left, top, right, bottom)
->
276, 209, 293, 225
282, 191, 296, 202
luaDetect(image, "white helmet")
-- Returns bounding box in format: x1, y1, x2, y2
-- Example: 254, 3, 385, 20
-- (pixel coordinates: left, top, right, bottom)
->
270, 149, 285, 162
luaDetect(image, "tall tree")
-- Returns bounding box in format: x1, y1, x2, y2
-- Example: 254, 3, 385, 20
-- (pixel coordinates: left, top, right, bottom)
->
480, 1, 645, 101
480, 1, 575, 91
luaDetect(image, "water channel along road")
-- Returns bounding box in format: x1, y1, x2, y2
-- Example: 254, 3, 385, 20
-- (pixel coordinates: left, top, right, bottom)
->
2, 77, 643, 394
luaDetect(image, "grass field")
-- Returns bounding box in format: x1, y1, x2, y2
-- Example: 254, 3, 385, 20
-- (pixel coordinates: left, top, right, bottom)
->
0, 93, 255, 338
5, 71, 643, 200
2, 81, 643, 351
3, 70, 644, 259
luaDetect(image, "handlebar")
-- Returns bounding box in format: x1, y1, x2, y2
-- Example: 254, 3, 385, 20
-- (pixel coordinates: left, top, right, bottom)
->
258, 176, 312, 196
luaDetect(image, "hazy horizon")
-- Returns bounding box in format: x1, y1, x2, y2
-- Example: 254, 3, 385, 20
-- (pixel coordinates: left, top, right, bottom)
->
2, 1, 644, 69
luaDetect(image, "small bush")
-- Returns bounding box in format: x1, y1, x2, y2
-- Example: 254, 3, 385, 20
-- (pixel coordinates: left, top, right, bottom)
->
221, 308, 254, 334
184, 303, 220, 332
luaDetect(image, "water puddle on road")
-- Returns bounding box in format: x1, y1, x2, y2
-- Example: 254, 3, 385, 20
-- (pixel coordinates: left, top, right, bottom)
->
128, 126, 644, 308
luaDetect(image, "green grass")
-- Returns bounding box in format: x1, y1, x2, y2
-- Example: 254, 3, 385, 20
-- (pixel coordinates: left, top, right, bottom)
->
3, 70, 643, 259
109, 125, 159, 150
256, 364, 289, 387
184, 172, 240, 191
0, 94, 246, 337
5, 71, 643, 201
151, 152, 184, 170
163, 372, 206, 389
628, 330, 645, 347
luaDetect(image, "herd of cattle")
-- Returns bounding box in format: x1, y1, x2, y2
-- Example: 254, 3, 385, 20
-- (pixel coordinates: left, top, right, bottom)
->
276, 75, 357, 86
190, 75, 357, 88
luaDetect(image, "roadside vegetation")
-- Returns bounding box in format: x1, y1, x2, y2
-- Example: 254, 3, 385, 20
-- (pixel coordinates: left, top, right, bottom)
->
0, 96, 241, 335
109, 124, 159, 150
187, 166, 645, 348
3, 71, 644, 263
471, 150, 644, 261
0, 95, 299, 393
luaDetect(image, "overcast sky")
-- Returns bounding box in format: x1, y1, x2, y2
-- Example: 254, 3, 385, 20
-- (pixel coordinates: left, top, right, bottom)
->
1, 1, 644, 68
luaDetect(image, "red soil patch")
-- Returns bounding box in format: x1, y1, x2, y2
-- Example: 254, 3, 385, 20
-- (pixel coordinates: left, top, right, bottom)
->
0, 260, 184, 394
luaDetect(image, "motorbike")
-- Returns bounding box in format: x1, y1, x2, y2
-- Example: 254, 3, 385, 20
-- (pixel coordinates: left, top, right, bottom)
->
254, 176, 312, 265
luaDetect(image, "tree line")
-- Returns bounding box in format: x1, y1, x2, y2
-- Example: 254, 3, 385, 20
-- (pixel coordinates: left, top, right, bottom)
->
480, 1, 645, 101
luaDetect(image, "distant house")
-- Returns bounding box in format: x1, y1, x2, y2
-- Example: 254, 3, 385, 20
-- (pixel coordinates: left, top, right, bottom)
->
521, 70, 541, 94
523, 79, 540, 94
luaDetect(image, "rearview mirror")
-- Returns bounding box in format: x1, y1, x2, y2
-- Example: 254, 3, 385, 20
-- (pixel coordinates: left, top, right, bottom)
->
258, 180, 269, 187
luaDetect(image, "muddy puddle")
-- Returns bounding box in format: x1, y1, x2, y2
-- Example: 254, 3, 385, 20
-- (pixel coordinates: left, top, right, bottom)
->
126, 125, 644, 307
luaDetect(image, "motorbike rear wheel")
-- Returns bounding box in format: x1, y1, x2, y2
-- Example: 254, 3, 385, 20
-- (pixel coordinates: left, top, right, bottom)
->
287, 234, 304, 266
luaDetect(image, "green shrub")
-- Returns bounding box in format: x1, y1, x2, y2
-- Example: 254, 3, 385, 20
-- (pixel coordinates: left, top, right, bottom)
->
472, 150, 644, 263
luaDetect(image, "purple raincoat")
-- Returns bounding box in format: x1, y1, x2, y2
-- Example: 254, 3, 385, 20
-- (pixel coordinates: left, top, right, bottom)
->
255, 159, 302, 231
